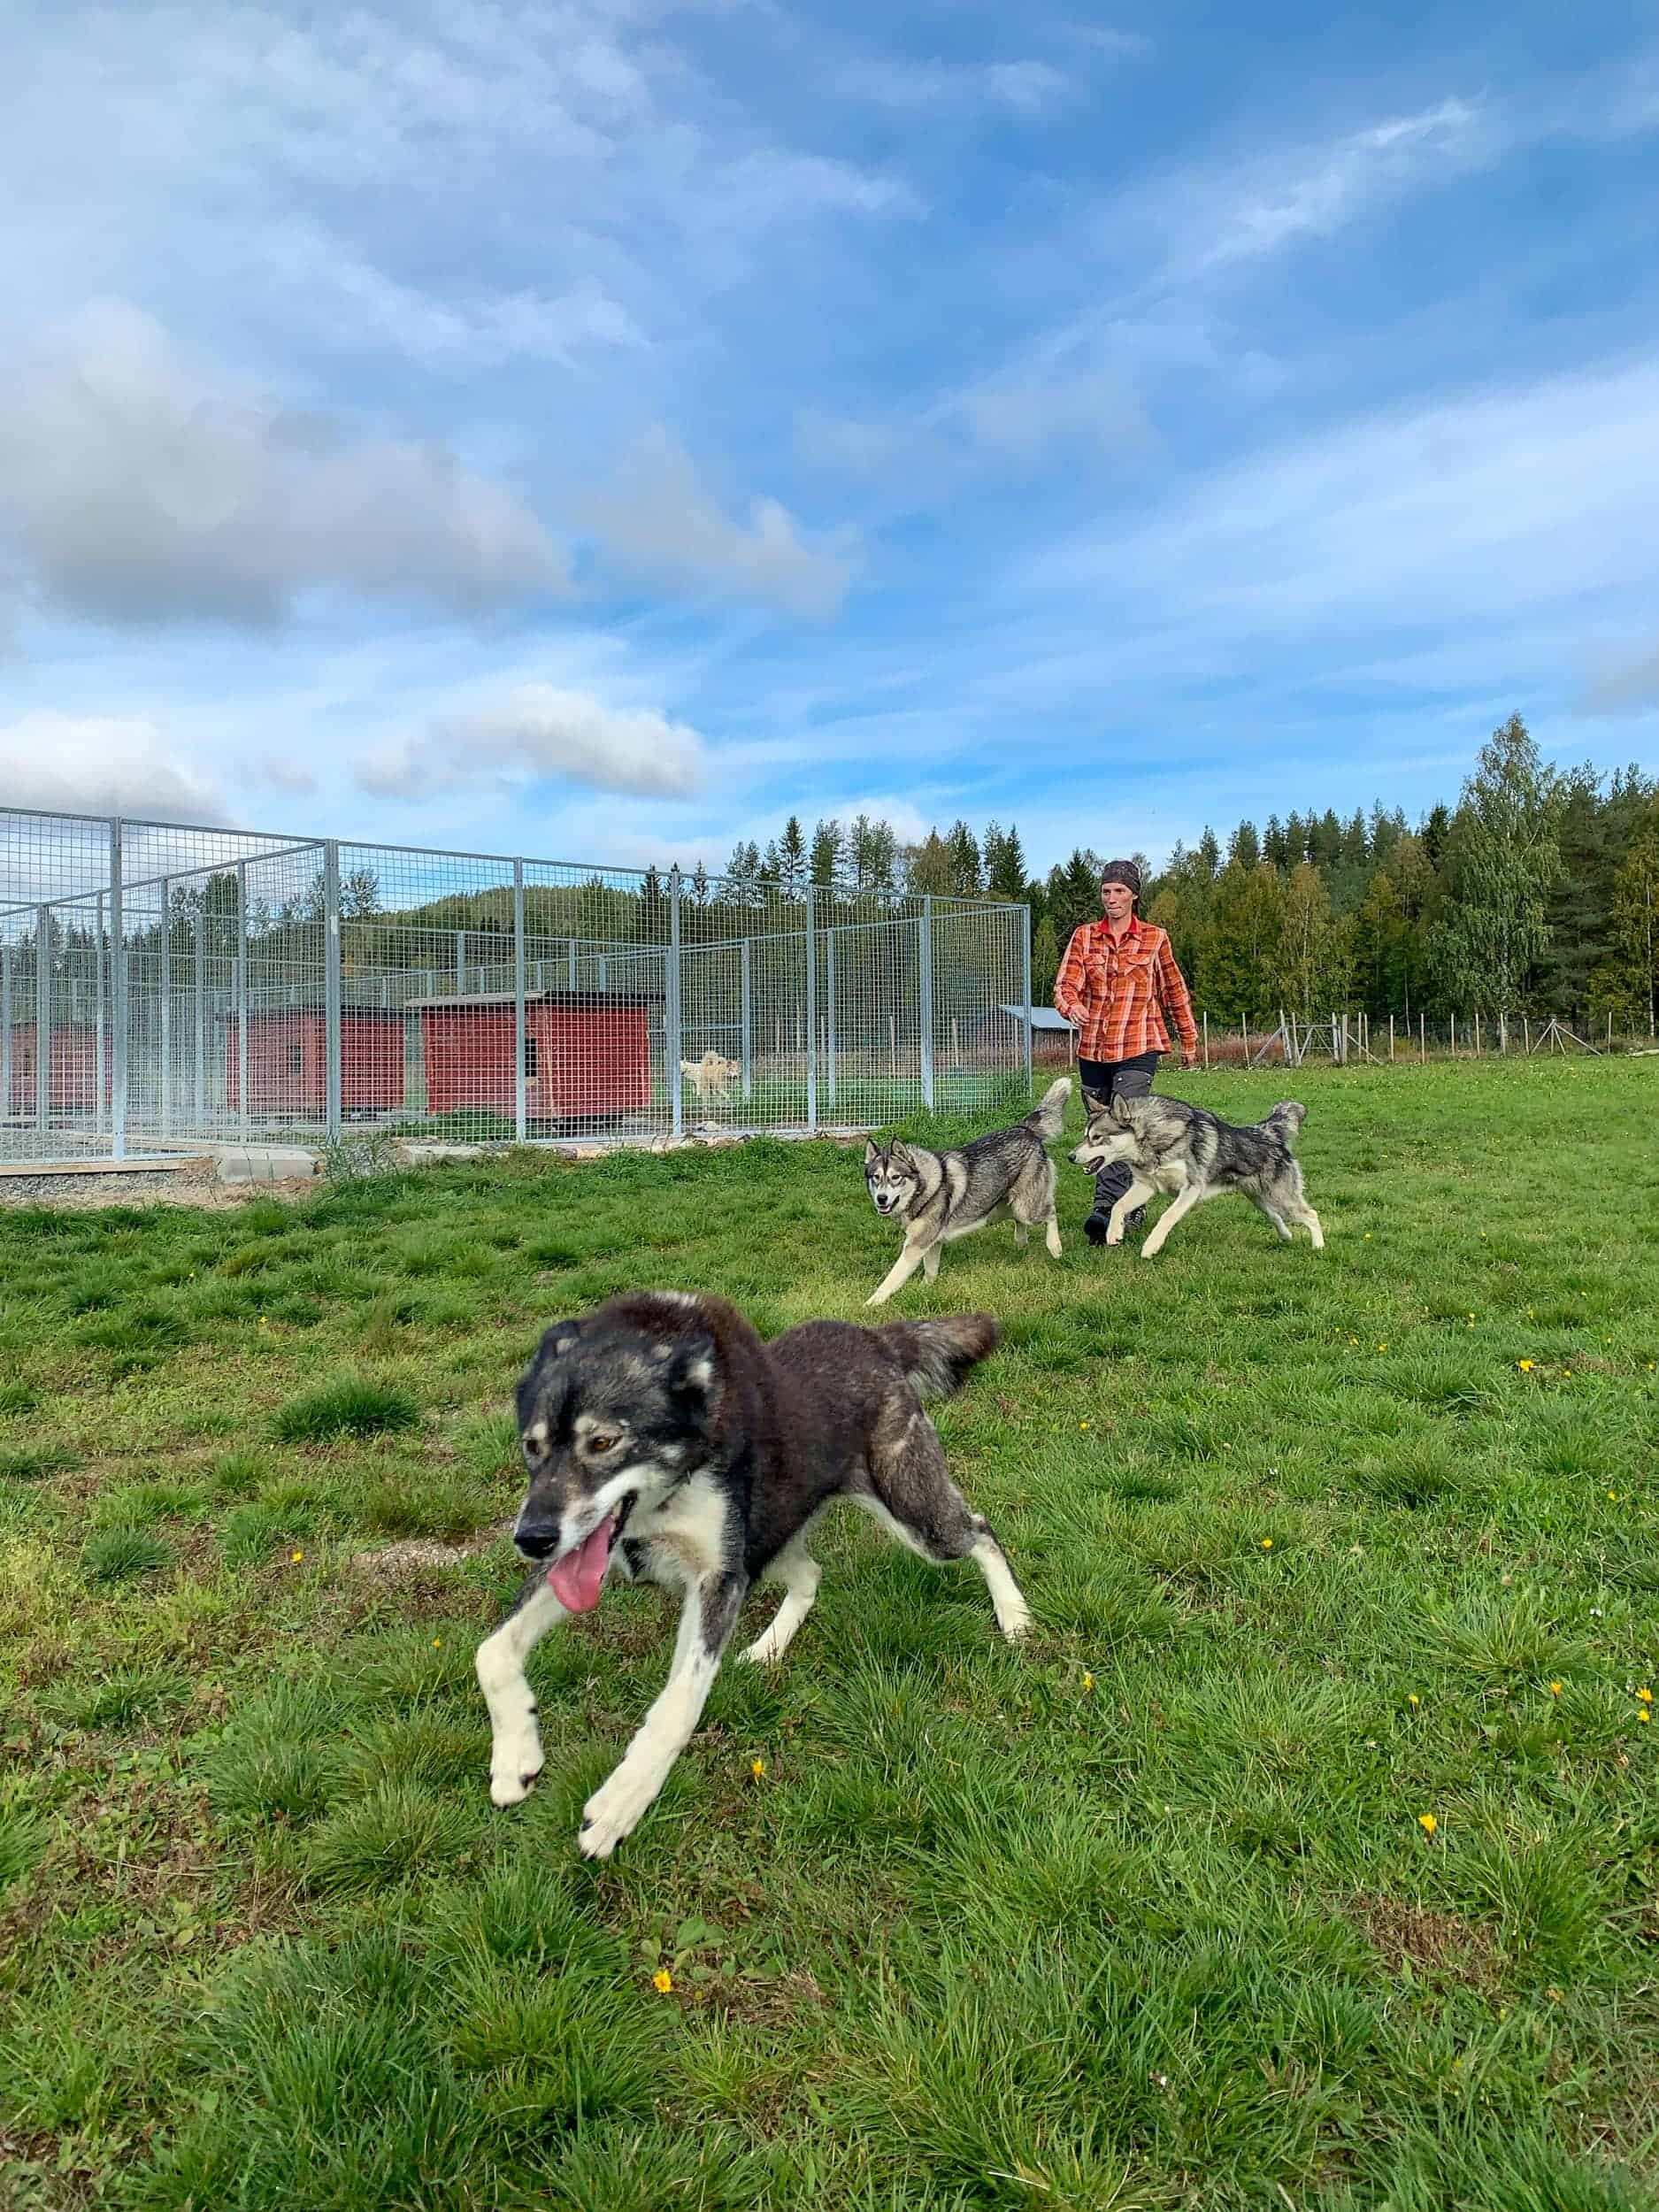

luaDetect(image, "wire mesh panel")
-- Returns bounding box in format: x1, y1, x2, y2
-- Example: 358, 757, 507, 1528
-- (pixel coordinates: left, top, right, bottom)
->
2, 806, 1033, 1164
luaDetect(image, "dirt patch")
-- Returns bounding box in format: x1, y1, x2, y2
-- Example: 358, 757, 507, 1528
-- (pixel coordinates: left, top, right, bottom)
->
345, 1533, 504, 1579
1351, 1893, 1499, 1987
0, 1158, 316, 1212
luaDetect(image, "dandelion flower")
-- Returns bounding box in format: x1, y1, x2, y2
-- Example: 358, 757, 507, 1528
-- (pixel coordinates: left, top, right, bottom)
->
750, 1757, 766, 1779
1082, 1672, 1094, 1693
289, 1549, 304, 1563
1640, 1710, 1651, 1726
1549, 1682, 1563, 1697
1608, 1492, 1620, 1502
1261, 1538, 1273, 1550
1563, 1370, 1572, 1379
1408, 1694, 1421, 1708
1079, 1420, 1089, 1430
1639, 1688, 1653, 1706
432, 1638, 442, 1649
1518, 1360, 1534, 1372
653, 1969, 673, 1993
1378, 1342, 1388, 1353
1417, 1813, 1438, 1836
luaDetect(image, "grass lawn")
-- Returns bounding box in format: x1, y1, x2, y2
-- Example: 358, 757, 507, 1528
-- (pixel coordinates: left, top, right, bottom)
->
3, 1057, 1658, 2210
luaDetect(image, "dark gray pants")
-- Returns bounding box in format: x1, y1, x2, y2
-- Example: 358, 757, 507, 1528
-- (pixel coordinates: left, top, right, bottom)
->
1079, 1051, 1160, 1232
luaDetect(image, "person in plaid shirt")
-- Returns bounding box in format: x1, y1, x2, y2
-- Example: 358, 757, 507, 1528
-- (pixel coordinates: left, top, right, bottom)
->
1052, 859, 1200, 1244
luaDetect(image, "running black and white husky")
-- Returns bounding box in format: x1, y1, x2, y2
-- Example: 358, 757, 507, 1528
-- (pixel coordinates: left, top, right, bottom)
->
475, 1291, 1029, 1859
1070, 1093, 1324, 1256
862, 1077, 1071, 1305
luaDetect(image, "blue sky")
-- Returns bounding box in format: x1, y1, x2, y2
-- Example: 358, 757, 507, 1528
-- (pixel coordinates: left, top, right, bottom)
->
2, 0, 1656, 877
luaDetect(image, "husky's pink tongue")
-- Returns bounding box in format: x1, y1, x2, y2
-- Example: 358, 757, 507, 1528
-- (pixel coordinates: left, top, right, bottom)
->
548, 1512, 616, 1614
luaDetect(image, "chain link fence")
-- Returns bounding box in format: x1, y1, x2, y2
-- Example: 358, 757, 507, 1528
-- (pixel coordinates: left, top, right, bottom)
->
2, 805, 1033, 1166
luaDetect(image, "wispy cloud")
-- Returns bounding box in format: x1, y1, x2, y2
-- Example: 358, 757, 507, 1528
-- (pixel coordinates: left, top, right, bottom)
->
355, 683, 707, 802
585, 430, 856, 616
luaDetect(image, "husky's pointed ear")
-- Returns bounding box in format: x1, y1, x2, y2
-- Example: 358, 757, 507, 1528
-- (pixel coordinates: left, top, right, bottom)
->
517, 1317, 582, 1423
888, 1140, 913, 1167
864, 1138, 881, 1164
1081, 1087, 1110, 1121
664, 1331, 719, 1427
1109, 1094, 1136, 1125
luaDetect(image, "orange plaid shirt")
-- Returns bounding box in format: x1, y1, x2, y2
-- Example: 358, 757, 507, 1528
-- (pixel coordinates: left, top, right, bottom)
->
1052, 915, 1199, 1063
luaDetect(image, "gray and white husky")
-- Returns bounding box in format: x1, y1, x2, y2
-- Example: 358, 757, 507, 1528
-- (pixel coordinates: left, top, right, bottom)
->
863, 1077, 1071, 1306
1070, 1093, 1324, 1257
475, 1290, 1029, 1859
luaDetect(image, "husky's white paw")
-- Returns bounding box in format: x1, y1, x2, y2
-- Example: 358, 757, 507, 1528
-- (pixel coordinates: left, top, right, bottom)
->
578, 1763, 658, 1859
489, 1732, 545, 1807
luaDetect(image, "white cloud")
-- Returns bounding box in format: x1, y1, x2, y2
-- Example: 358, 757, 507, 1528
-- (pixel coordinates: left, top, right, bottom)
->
1136, 97, 1493, 281
355, 683, 707, 802
0, 303, 569, 626
585, 430, 855, 616
0, 711, 225, 821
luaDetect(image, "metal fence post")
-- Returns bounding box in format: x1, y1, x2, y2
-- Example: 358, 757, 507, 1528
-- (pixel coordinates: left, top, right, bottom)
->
668, 867, 683, 1138
0, 945, 10, 1123
94, 890, 105, 1136
740, 938, 753, 1105
1020, 903, 1033, 1094
110, 819, 127, 1160
194, 901, 206, 1129
236, 860, 249, 1134
513, 860, 527, 1142
567, 938, 577, 990
158, 874, 171, 1138
804, 887, 818, 1132
826, 921, 837, 1115
918, 896, 935, 1110
35, 904, 51, 1139
323, 841, 342, 1142
455, 929, 466, 995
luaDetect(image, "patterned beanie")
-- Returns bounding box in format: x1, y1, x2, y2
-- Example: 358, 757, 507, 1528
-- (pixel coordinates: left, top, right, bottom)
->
1099, 859, 1142, 899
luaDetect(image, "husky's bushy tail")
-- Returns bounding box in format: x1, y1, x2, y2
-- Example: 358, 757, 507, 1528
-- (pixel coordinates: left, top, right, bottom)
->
879, 1314, 999, 1400
1022, 1076, 1072, 1143
1264, 1100, 1308, 1142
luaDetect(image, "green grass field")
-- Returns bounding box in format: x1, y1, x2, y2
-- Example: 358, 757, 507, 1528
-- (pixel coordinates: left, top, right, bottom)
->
3, 1058, 1657, 2210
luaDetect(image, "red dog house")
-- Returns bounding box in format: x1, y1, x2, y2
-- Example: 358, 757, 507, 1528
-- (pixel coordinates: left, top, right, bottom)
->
413, 990, 653, 1121
224, 1007, 406, 1117
7, 1022, 106, 1116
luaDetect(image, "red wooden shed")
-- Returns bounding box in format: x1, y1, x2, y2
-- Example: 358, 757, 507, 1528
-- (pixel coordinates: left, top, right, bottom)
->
7, 1022, 106, 1116
223, 1007, 406, 1117
412, 990, 653, 1122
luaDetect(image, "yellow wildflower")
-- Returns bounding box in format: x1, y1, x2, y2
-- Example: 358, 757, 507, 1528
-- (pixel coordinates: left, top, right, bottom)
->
432, 1638, 442, 1649
290, 1549, 303, 1563
750, 1757, 766, 1779
1549, 1682, 1562, 1697
653, 1969, 673, 1993
1408, 1694, 1420, 1708
1639, 1688, 1653, 1705
1082, 1672, 1094, 1693
1261, 1538, 1273, 1550
1417, 1813, 1438, 1835
1517, 1360, 1533, 1372
1079, 1420, 1089, 1430
1640, 1710, 1652, 1726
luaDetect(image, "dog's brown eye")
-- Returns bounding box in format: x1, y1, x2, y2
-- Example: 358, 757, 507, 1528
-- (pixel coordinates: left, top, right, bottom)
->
586, 1431, 619, 1455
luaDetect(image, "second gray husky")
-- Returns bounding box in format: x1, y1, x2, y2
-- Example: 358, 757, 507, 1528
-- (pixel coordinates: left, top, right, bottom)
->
863, 1078, 1071, 1305
1071, 1092, 1324, 1256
